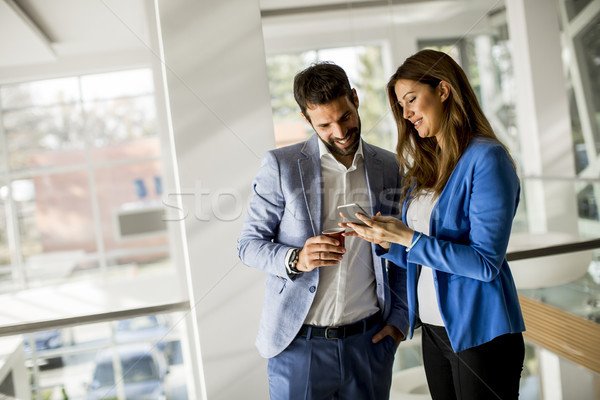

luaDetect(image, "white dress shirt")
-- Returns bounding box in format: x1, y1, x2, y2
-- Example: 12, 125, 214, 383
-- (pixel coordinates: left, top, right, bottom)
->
302, 139, 380, 327
406, 190, 445, 326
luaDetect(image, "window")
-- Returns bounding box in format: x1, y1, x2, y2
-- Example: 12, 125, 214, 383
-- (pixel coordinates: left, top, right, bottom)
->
266, 45, 395, 151
418, 22, 520, 171
0, 69, 172, 293
418, 25, 526, 233
559, 0, 600, 232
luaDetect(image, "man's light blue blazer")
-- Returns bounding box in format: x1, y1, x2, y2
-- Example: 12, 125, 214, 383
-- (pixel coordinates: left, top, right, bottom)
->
238, 135, 409, 358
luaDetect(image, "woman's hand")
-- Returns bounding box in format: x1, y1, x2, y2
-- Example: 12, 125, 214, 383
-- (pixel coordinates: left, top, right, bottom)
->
339, 212, 414, 248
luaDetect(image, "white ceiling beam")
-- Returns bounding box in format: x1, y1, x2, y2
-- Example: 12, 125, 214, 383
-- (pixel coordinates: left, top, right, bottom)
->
0, 0, 56, 67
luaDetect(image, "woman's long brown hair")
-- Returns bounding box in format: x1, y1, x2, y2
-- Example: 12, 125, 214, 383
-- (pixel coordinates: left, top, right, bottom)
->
387, 49, 514, 200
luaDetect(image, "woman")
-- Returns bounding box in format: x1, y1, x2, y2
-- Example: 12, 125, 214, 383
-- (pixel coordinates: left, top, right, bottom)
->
342, 49, 525, 399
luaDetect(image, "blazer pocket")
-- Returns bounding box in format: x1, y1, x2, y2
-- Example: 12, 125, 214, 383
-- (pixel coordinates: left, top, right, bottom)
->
278, 277, 287, 294
266, 274, 288, 294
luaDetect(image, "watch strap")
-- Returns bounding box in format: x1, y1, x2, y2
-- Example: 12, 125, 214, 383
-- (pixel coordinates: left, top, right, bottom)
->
285, 248, 301, 275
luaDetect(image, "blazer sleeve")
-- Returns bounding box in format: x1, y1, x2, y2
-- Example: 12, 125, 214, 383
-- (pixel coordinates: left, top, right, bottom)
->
386, 257, 410, 335
237, 151, 293, 278
381, 166, 410, 335
398, 144, 519, 282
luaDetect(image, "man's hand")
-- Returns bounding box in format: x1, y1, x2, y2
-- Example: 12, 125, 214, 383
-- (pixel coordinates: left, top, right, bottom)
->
296, 235, 345, 272
372, 324, 405, 345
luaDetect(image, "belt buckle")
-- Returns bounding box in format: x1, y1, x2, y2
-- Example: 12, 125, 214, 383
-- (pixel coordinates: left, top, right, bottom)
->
325, 326, 338, 339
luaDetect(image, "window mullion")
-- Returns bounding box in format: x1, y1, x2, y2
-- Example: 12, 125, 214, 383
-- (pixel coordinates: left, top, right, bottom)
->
0, 92, 27, 290
79, 75, 109, 275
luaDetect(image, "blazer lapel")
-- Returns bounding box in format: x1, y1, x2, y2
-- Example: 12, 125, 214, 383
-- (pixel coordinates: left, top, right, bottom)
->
298, 136, 322, 237
363, 141, 384, 214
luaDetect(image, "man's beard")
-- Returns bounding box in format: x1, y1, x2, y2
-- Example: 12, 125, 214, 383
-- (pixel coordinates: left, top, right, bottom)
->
321, 118, 361, 157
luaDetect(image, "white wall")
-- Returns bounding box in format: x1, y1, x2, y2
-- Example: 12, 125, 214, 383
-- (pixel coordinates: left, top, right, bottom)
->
155, 0, 274, 398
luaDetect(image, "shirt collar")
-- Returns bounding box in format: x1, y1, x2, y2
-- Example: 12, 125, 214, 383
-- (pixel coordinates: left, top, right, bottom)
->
317, 137, 364, 165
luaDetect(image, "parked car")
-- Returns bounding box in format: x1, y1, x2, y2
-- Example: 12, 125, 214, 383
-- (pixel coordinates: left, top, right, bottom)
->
86, 343, 168, 400
23, 329, 64, 368
114, 315, 176, 363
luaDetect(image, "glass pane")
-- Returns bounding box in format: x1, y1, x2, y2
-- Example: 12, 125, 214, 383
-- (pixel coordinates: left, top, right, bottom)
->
266, 53, 312, 148
353, 46, 394, 151
84, 95, 158, 149
267, 53, 307, 124
95, 161, 170, 274
15, 173, 97, 287
19, 313, 188, 399
574, 13, 600, 152
419, 40, 463, 65
564, 0, 593, 21
318, 45, 393, 149
80, 69, 154, 102
418, 25, 521, 173
266, 45, 394, 150
3, 105, 86, 170
515, 178, 600, 239
509, 177, 600, 327
0, 77, 79, 109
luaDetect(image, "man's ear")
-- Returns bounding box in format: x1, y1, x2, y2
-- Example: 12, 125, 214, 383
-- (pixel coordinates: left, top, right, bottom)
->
438, 81, 450, 102
352, 88, 359, 109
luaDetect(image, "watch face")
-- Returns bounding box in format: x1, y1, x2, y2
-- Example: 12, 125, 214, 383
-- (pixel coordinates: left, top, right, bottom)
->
288, 249, 300, 272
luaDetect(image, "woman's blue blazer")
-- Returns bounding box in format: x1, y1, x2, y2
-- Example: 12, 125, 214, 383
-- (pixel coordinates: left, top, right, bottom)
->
381, 137, 525, 352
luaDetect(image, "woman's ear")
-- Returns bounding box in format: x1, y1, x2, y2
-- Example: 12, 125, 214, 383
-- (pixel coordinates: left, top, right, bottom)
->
438, 81, 450, 103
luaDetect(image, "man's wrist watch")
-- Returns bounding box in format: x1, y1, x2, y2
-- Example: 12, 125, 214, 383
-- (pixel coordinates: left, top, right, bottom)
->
286, 248, 301, 275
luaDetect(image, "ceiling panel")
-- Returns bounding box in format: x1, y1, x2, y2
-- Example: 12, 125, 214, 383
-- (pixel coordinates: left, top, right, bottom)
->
259, 0, 383, 11
0, 0, 55, 67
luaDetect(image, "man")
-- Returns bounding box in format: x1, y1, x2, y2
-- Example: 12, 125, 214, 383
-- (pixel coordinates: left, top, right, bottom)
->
238, 62, 408, 399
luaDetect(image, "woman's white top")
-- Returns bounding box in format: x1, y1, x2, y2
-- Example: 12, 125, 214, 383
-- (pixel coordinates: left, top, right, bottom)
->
406, 190, 445, 326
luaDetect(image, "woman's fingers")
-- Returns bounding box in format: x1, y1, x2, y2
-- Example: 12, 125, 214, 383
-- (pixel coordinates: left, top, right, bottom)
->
347, 222, 368, 233
355, 212, 373, 226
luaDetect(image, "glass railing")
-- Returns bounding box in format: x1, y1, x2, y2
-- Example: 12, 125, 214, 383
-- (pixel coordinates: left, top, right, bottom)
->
509, 176, 600, 321
0, 308, 192, 400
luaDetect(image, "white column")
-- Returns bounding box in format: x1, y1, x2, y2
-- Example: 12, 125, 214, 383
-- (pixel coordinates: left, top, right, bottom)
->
538, 348, 563, 400
505, 0, 579, 234
154, 0, 273, 398
537, 347, 598, 400
144, 2, 203, 399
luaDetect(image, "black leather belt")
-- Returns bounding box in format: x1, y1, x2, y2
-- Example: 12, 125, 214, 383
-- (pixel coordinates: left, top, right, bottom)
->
297, 312, 381, 340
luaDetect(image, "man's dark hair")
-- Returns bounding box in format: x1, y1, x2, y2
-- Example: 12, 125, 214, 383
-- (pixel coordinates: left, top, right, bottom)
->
293, 62, 355, 122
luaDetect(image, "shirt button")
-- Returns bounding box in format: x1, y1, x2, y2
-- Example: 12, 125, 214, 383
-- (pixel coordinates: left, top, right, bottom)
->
309, 286, 316, 293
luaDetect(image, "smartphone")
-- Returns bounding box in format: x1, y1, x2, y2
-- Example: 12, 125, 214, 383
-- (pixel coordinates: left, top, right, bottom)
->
337, 203, 369, 226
